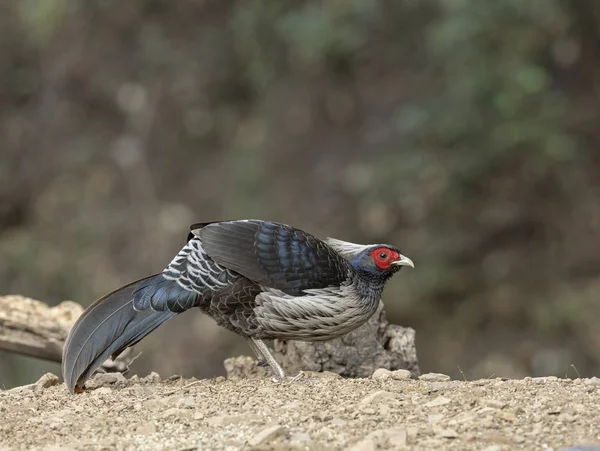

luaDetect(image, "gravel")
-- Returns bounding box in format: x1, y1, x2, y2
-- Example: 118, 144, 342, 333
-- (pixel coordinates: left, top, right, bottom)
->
0, 370, 599, 450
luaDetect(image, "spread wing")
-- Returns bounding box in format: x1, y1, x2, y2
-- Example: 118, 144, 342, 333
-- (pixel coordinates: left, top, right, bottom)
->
194, 220, 349, 296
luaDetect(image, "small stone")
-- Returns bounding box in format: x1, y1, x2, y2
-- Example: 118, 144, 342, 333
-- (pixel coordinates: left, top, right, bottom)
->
144, 372, 161, 383
208, 414, 262, 427
290, 432, 312, 443
437, 428, 458, 439
497, 411, 517, 422
349, 438, 376, 451
133, 402, 142, 412
136, 422, 157, 435
193, 411, 205, 420
563, 446, 600, 451
360, 391, 398, 406
419, 373, 451, 382
372, 368, 392, 380
584, 377, 600, 387
87, 372, 126, 388
390, 369, 412, 380
207, 415, 230, 427
558, 412, 577, 423
41, 446, 77, 451
384, 428, 407, 446
159, 408, 187, 419
483, 399, 506, 409
93, 387, 112, 396
532, 376, 558, 384
424, 396, 451, 408
428, 414, 444, 424
481, 446, 502, 451
330, 417, 347, 426
176, 396, 196, 408
247, 425, 287, 446
406, 427, 419, 440
35, 373, 59, 389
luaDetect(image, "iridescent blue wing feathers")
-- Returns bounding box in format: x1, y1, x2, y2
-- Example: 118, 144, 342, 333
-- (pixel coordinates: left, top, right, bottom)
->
197, 220, 349, 295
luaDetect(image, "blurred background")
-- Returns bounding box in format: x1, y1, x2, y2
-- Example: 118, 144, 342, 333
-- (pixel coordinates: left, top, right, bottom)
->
1, 0, 600, 388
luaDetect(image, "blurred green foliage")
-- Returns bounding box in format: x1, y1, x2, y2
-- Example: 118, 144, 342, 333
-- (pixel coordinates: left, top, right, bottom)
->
1, 0, 599, 387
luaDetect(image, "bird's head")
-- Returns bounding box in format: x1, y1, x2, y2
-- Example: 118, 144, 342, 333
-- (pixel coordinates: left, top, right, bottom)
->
324, 238, 414, 281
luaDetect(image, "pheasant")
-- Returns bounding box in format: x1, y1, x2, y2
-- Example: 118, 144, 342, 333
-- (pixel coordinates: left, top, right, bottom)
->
62, 220, 414, 393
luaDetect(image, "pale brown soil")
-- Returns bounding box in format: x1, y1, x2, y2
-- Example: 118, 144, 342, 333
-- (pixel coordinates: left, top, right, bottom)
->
1, 370, 600, 451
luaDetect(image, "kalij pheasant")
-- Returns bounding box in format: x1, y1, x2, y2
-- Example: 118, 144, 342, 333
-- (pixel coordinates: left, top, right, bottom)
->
62, 220, 414, 393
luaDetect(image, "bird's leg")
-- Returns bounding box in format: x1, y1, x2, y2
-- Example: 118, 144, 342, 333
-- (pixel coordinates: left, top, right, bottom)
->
245, 338, 267, 367
251, 337, 285, 380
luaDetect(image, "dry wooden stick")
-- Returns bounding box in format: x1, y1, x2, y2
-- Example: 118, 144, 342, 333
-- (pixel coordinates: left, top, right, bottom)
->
0, 295, 134, 373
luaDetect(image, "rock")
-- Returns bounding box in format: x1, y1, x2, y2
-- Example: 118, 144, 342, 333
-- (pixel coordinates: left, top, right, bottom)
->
87, 372, 126, 389
159, 408, 188, 419
92, 387, 113, 396
419, 373, 451, 382
247, 425, 287, 446
384, 428, 407, 447
207, 414, 263, 427
359, 391, 398, 406
424, 396, 451, 408
372, 368, 412, 380
391, 369, 412, 379
167, 374, 182, 381
207, 415, 232, 427
372, 368, 393, 380
175, 396, 196, 408
428, 414, 445, 424
563, 446, 600, 451
349, 438, 376, 451
35, 373, 59, 389
142, 372, 161, 383
481, 446, 502, 451
289, 432, 312, 443
497, 411, 517, 422
483, 399, 506, 409
41, 446, 77, 451
584, 377, 600, 387
136, 422, 157, 435
558, 412, 577, 423
437, 428, 458, 439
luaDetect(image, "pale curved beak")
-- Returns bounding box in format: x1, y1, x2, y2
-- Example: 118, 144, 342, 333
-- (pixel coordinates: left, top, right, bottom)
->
391, 254, 414, 268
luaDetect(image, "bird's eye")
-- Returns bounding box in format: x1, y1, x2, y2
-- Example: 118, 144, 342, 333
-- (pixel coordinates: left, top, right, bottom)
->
379, 252, 388, 260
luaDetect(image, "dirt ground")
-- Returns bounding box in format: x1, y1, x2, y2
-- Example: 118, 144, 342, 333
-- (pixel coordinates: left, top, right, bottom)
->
1, 368, 599, 451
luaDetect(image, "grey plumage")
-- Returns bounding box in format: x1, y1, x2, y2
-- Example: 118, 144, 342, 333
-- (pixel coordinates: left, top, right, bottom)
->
61, 219, 414, 393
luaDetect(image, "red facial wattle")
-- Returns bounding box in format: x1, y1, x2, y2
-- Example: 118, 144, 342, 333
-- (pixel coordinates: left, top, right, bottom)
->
370, 248, 400, 269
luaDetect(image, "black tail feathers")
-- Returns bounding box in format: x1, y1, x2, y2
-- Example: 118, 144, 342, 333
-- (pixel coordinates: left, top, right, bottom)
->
61, 274, 200, 393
